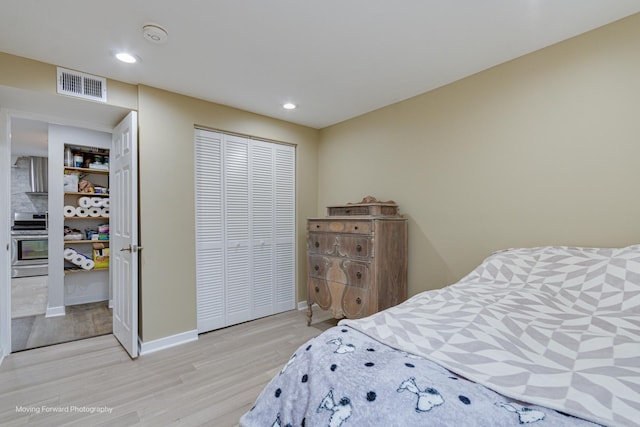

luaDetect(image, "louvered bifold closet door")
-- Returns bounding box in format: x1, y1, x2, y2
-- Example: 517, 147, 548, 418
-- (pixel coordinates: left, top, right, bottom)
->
195, 129, 296, 333
224, 134, 252, 326
274, 144, 296, 312
194, 130, 225, 332
251, 140, 276, 319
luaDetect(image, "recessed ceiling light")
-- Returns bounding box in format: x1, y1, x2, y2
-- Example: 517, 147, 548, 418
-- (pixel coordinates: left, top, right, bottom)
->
283, 103, 297, 110
115, 52, 137, 63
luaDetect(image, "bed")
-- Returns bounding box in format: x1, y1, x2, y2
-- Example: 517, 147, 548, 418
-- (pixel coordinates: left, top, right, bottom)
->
240, 245, 640, 427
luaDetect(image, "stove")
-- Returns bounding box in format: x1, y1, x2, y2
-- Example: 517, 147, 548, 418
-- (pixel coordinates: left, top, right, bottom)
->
11, 212, 48, 278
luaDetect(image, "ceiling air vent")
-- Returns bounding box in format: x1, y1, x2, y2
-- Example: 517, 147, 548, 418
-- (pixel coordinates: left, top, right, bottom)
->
56, 67, 107, 102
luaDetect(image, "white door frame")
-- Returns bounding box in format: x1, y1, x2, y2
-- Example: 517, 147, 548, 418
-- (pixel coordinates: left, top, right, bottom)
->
0, 108, 135, 362
0, 109, 12, 361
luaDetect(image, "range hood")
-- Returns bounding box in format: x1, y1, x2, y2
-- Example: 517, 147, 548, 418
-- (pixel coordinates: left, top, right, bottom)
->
28, 156, 48, 194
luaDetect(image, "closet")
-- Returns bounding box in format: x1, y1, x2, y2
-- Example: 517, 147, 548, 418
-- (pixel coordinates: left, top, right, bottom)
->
194, 129, 295, 333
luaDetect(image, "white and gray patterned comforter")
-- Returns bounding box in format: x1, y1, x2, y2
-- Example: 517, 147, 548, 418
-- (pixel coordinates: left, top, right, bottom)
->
240, 245, 639, 427
341, 245, 640, 427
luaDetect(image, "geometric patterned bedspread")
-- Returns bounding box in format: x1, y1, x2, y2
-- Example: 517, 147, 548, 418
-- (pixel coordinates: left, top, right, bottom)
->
341, 245, 640, 427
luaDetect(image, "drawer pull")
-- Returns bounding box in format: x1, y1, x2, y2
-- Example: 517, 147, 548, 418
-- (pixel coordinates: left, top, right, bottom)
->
314, 241, 320, 248
314, 286, 320, 293
314, 265, 319, 271
356, 244, 362, 252
354, 226, 358, 230
356, 271, 362, 279
356, 297, 362, 305
316, 224, 320, 229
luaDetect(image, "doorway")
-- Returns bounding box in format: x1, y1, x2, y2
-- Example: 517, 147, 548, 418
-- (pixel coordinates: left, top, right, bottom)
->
10, 117, 113, 352
0, 86, 139, 360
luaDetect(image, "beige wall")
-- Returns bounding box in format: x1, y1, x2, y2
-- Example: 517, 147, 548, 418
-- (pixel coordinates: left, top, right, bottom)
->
137, 86, 319, 341
0, 52, 138, 111
318, 14, 640, 296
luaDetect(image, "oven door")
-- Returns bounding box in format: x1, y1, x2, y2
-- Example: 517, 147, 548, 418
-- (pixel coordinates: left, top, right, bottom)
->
11, 235, 49, 278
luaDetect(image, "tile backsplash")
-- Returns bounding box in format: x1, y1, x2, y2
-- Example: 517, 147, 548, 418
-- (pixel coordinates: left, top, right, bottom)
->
12, 157, 48, 216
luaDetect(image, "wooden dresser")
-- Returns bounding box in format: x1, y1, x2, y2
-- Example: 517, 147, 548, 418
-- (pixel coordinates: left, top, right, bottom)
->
306, 197, 408, 325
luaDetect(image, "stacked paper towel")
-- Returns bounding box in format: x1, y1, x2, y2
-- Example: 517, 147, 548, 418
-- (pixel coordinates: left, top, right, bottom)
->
64, 197, 109, 218
63, 247, 95, 270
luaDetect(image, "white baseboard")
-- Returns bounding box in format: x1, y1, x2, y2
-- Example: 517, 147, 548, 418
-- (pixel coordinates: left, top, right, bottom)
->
297, 301, 317, 311
139, 329, 198, 356
45, 305, 66, 318
64, 296, 108, 306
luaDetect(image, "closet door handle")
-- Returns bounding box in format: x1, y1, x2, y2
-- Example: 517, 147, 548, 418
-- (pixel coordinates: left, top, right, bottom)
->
314, 241, 320, 248
356, 244, 362, 252
355, 297, 362, 305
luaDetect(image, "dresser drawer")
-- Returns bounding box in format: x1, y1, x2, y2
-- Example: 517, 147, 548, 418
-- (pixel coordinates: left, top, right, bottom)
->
342, 286, 369, 318
336, 235, 371, 259
308, 233, 335, 254
308, 220, 371, 235
309, 234, 371, 258
343, 260, 370, 288
327, 206, 371, 216
308, 278, 331, 310
327, 203, 400, 217
307, 255, 329, 279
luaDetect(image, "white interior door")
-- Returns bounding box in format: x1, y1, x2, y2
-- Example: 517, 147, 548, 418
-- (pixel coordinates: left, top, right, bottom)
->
111, 111, 139, 359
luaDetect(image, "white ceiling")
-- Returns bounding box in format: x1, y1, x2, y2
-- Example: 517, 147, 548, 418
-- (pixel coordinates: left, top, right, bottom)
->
1, 1, 639, 130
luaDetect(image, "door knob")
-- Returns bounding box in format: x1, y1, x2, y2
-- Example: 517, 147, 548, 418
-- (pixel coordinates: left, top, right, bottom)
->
121, 245, 144, 253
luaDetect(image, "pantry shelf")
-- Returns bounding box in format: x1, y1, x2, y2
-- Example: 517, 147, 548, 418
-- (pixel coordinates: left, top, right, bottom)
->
64, 192, 109, 197
64, 267, 109, 275
64, 240, 110, 244
64, 166, 109, 175
64, 216, 110, 220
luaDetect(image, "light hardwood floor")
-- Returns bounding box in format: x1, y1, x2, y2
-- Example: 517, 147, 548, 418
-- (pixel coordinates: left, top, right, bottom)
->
0, 308, 337, 426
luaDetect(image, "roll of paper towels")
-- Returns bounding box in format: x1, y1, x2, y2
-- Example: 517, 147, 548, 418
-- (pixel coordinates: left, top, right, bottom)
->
63, 248, 77, 260
102, 198, 110, 208
64, 205, 76, 217
78, 197, 92, 208
75, 207, 89, 217
72, 254, 86, 266
91, 197, 103, 207
81, 259, 95, 270
101, 208, 110, 218
89, 207, 102, 217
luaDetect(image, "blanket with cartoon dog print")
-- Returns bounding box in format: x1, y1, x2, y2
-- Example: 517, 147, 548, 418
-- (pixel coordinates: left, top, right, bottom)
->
239, 325, 600, 426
